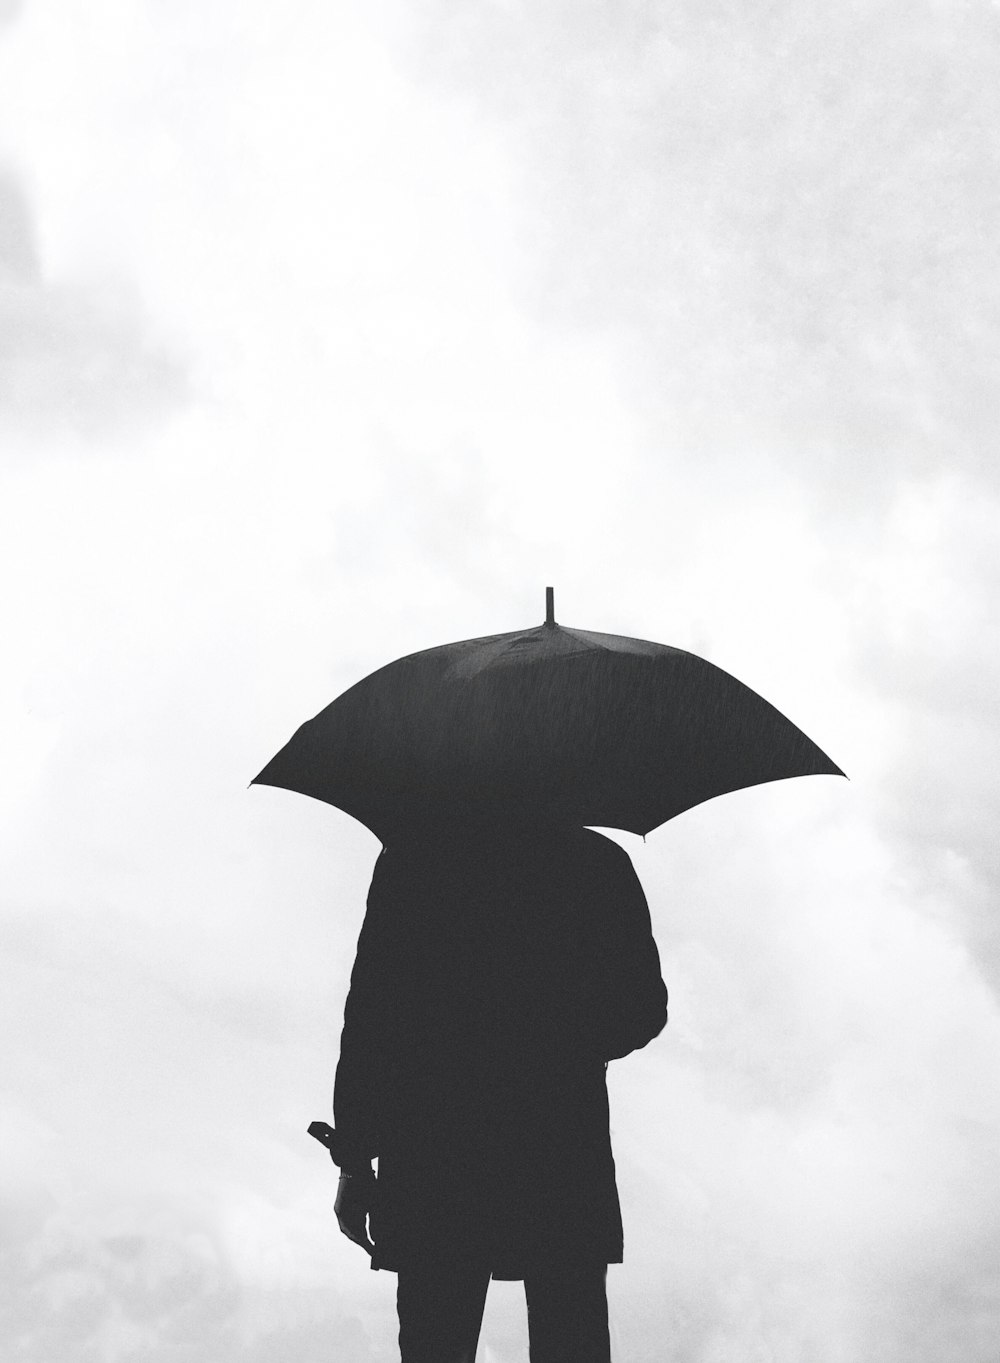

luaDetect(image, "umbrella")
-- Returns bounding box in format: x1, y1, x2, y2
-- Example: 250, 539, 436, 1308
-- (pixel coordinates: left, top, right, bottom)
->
252, 589, 845, 840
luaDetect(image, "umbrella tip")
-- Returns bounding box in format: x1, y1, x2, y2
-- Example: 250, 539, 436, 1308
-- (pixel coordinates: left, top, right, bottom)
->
545, 586, 555, 627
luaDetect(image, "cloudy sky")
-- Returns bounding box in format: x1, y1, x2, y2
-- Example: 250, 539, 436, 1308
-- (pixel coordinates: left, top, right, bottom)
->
2, 1, 999, 1359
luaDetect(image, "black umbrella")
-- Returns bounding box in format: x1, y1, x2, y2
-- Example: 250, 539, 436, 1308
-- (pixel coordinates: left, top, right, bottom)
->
253, 589, 844, 840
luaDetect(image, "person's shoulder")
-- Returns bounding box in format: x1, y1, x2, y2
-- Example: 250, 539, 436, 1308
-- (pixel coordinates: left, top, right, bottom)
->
367, 841, 420, 897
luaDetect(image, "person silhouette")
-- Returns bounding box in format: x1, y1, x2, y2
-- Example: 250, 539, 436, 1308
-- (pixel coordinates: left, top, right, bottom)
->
326, 813, 668, 1363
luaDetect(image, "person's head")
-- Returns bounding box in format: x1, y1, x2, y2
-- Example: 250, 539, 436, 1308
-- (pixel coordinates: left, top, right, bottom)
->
387, 801, 573, 852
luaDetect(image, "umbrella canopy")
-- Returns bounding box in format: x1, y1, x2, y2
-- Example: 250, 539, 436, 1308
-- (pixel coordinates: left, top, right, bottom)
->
253, 593, 845, 840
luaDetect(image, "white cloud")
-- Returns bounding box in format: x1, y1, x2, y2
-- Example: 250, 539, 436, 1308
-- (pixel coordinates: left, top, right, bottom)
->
0, 168, 184, 444
1, 1, 999, 1359
402, 0, 1000, 494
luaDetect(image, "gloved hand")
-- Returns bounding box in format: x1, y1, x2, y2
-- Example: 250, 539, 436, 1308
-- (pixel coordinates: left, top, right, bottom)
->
334, 1170, 376, 1256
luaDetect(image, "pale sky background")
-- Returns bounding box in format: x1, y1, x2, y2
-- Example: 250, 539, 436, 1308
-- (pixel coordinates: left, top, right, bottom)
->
2, 2, 999, 1360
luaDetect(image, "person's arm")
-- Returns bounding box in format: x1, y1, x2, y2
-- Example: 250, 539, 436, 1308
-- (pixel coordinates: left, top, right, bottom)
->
332, 849, 397, 1175
585, 835, 668, 1061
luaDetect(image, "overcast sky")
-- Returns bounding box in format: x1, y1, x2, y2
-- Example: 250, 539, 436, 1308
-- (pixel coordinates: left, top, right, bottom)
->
2, 2, 999, 1360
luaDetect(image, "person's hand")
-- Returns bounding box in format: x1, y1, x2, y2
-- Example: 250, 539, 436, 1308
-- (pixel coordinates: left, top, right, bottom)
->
334, 1172, 376, 1256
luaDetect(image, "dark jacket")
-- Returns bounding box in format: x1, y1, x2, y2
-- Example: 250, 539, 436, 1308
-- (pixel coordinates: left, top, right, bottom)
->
333, 824, 667, 1278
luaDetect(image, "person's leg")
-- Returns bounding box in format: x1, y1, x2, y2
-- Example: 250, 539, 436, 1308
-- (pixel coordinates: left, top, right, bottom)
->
524, 1263, 611, 1363
396, 1260, 492, 1363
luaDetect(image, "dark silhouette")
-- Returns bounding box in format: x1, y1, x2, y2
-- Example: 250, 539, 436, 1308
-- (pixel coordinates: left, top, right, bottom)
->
253, 595, 845, 847
323, 815, 668, 1362
266, 592, 842, 1357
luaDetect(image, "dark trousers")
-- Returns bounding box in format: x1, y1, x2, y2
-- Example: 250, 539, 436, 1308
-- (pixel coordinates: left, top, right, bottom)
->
396, 1260, 611, 1363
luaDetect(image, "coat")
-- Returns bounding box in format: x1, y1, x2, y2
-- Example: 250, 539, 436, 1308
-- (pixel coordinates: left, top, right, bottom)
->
333, 823, 668, 1279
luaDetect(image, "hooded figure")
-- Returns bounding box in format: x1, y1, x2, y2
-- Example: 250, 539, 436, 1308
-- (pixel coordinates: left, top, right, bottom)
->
331, 819, 667, 1282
